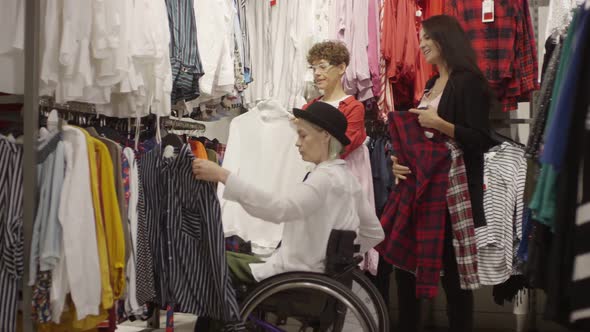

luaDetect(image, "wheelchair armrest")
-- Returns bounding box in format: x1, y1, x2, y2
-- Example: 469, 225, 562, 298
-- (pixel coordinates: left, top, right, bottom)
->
329, 255, 364, 280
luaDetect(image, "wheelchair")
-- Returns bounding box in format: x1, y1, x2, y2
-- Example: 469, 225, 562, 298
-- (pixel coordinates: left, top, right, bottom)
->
235, 230, 390, 332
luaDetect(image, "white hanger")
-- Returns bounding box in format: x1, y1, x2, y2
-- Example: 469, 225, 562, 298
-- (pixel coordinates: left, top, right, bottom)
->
47, 109, 60, 132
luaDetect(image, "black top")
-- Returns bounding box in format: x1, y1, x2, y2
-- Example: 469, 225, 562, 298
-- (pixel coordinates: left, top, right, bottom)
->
425, 70, 493, 228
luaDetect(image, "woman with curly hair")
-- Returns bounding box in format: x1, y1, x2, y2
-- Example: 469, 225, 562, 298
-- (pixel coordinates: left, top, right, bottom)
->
303, 41, 374, 209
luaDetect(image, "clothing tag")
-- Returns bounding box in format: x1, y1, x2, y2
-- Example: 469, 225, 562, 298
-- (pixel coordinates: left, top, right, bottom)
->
270, 0, 276, 6
482, 0, 495, 23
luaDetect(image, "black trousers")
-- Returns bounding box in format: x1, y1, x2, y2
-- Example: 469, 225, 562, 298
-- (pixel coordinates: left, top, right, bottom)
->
395, 219, 474, 332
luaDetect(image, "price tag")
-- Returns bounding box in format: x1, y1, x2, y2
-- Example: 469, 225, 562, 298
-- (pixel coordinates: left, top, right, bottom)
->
482, 0, 495, 23
270, 0, 277, 6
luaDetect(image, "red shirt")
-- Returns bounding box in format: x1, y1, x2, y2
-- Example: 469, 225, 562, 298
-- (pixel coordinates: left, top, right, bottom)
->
444, 0, 539, 111
302, 96, 367, 159
376, 111, 451, 299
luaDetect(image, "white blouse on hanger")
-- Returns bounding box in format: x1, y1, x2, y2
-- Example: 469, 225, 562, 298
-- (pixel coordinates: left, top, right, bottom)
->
0, 0, 25, 94
217, 99, 311, 253
193, 0, 235, 103
56, 126, 102, 321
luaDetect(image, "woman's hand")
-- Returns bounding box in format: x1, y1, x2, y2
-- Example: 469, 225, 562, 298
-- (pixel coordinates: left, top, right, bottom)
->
192, 159, 230, 184
409, 106, 442, 130
391, 156, 411, 185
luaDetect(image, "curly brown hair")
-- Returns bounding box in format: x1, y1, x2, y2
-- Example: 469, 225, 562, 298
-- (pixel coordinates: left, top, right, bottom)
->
306, 41, 350, 66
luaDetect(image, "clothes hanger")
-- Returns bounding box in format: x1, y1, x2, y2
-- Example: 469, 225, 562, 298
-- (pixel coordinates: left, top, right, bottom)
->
489, 130, 525, 148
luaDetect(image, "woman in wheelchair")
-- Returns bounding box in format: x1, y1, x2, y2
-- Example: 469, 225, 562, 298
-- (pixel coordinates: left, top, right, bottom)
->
192, 102, 385, 330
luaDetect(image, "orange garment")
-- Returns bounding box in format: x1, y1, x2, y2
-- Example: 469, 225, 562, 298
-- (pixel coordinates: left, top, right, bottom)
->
425, 0, 444, 18
190, 140, 208, 159
382, 0, 420, 108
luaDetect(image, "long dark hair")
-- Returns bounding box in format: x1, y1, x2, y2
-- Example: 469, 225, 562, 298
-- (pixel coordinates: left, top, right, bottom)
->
422, 15, 486, 82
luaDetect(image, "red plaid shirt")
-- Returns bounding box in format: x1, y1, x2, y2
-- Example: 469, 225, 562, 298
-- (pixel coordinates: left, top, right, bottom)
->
445, 0, 539, 111
376, 112, 451, 299
445, 141, 480, 290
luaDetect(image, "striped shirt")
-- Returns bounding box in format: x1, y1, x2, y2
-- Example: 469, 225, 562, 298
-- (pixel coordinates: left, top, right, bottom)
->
0, 138, 23, 332
166, 0, 204, 103
476, 143, 527, 285
571, 109, 590, 324
138, 144, 240, 322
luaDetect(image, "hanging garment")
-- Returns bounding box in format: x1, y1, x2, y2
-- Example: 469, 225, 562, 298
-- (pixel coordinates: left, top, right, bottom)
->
166, 0, 204, 104
571, 109, 590, 325
368, 0, 381, 97
29, 132, 64, 287
0, 0, 24, 94
333, 0, 374, 101
545, 0, 578, 38
526, 39, 563, 160
530, 9, 588, 229
122, 148, 142, 314
377, 0, 396, 121
376, 111, 451, 299
193, 0, 235, 103
0, 138, 23, 332
29, 132, 65, 324
79, 129, 114, 315
218, 99, 310, 252
55, 126, 101, 321
381, 0, 421, 109
243, 0, 312, 109
139, 144, 241, 323
445, 0, 539, 111
445, 141, 480, 290
477, 142, 527, 286
134, 162, 157, 306
370, 137, 394, 217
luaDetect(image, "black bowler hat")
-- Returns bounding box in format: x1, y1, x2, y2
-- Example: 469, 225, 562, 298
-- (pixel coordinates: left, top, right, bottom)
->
293, 102, 351, 146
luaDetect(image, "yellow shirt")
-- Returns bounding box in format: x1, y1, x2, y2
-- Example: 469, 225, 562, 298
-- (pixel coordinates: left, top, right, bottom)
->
94, 139, 126, 298
80, 130, 114, 309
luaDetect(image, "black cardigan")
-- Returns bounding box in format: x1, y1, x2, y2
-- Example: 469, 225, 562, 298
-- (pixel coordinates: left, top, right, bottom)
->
425, 70, 492, 228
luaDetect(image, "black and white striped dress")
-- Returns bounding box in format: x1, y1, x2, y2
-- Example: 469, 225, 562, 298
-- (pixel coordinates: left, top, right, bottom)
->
0, 138, 23, 332
138, 144, 240, 322
476, 142, 527, 285
571, 109, 590, 324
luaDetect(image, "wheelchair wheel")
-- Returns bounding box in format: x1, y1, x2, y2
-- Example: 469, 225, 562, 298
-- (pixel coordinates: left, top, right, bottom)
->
350, 269, 390, 332
240, 272, 378, 332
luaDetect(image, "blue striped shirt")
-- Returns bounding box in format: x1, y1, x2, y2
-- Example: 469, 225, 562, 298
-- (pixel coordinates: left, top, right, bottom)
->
0, 138, 23, 332
166, 0, 204, 103
138, 144, 240, 322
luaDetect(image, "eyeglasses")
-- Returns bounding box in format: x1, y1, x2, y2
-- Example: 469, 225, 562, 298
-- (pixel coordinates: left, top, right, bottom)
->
308, 63, 333, 73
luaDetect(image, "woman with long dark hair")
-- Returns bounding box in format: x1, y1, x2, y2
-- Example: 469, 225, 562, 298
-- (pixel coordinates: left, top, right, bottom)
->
392, 15, 492, 332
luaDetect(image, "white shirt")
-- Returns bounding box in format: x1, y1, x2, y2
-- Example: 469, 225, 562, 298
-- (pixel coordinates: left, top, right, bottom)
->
243, 1, 312, 110
223, 159, 385, 281
56, 126, 101, 320
217, 99, 310, 252
123, 147, 142, 315
0, 0, 25, 94
194, 0, 235, 102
